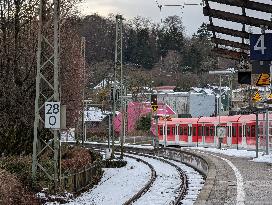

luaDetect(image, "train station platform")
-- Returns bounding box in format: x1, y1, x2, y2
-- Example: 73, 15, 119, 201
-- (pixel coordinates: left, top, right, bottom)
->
184, 148, 272, 205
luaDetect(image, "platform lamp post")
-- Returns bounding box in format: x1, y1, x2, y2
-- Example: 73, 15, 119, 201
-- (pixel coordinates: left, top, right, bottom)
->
209, 69, 236, 149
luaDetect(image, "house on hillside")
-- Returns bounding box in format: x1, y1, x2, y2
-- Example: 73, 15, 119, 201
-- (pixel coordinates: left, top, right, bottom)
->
191, 86, 231, 116
157, 91, 215, 118
157, 92, 189, 117
84, 107, 111, 136
154, 86, 176, 93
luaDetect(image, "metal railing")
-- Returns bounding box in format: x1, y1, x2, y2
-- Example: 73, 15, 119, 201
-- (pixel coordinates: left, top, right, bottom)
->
62, 160, 102, 193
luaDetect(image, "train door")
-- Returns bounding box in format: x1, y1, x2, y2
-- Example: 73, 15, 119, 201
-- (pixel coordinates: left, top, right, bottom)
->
212, 123, 217, 146
179, 124, 188, 143
175, 124, 179, 144
201, 124, 205, 145
197, 125, 203, 145
218, 124, 227, 145
188, 124, 192, 144
227, 123, 232, 146
204, 124, 213, 144
163, 123, 167, 146
158, 125, 163, 142
192, 125, 197, 144
236, 123, 243, 147
168, 125, 175, 142
242, 123, 246, 147
246, 124, 251, 146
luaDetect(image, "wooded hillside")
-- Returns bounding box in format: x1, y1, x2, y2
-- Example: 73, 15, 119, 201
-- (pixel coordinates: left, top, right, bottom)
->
0, 2, 232, 155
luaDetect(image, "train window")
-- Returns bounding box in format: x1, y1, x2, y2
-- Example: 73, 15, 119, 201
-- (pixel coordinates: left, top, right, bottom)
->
206, 126, 209, 136
232, 126, 236, 137
246, 126, 251, 137
251, 125, 256, 137
239, 126, 242, 137
180, 127, 183, 135
259, 125, 263, 135
159, 127, 163, 135
172, 127, 175, 135
198, 126, 202, 136
184, 127, 188, 135
188, 126, 192, 136
210, 126, 214, 136
167, 127, 170, 135
193, 127, 196, 136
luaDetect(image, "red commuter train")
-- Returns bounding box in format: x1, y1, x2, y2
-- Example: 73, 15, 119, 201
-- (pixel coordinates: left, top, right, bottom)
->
151, 114, 270, 149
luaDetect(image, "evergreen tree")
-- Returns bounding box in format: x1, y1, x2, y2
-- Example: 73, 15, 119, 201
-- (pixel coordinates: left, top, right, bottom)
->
196, 23, 212, 40
182, 23, 215, 74
125, 29, 138, 63
158, 15, 185, 57
136, 28, 155, 69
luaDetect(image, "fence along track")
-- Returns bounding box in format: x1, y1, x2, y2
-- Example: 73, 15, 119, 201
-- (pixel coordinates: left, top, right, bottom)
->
65, 142, 208, 203
125, 151, 188, 205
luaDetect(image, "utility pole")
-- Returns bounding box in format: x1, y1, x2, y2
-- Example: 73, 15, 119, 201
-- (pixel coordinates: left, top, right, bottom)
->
112, 14, 124, 159
81, 37, 86, 145
32, 0, 61, 189
209, 69, 235, 149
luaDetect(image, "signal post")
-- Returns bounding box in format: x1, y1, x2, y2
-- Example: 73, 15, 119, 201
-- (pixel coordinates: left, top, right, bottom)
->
151, 94, 159, 148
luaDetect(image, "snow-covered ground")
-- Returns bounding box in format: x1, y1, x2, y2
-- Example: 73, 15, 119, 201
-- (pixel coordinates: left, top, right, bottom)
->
126, 154, 181, 205
185, 147, 272, 164
64, 157, 151, 205
159, 157, 204, 205
59, 151, 204, 205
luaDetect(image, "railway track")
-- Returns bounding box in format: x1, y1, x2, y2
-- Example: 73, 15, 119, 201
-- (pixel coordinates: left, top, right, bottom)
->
113, 151, 188, 205
122, 154, 157, 205
125, 151, 188, 205
67, 142, 206, 204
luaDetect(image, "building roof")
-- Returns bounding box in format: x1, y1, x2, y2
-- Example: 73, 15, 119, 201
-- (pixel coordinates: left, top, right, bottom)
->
155, 86, 176, 93
84, 107, 110, 122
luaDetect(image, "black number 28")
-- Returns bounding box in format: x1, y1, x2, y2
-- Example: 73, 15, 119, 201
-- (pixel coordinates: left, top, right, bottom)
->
46, 103, 60, 114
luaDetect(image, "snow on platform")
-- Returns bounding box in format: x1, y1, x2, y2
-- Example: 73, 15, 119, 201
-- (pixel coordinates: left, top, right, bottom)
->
186, 147, 272, 164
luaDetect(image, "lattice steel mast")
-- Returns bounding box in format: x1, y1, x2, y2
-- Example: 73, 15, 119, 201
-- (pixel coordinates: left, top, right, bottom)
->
81, 37, 86, 144
32, 0, 61, 188
112, 15, 124, 158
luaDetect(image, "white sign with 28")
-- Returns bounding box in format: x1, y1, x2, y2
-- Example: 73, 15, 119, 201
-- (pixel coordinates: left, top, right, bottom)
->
45, 102, 60, 129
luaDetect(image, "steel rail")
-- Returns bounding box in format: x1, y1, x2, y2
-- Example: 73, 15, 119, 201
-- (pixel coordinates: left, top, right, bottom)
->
122, 154, 157, 205
125, 151, 188, 205
89, 145, 189, 205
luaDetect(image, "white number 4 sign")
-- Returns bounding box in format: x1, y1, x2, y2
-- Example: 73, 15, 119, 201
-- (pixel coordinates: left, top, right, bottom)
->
45, 102, 60, 129
250, 33, 272, 60
254, 35, 267, 55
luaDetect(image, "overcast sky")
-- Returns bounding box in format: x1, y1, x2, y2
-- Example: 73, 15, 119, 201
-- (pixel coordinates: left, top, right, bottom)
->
78, 0, 272, 37
78, 0, 206, 36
